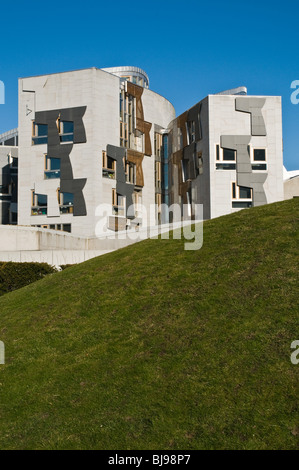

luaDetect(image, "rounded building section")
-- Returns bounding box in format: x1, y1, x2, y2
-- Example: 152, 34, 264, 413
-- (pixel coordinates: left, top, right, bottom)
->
102, 66, 149, 89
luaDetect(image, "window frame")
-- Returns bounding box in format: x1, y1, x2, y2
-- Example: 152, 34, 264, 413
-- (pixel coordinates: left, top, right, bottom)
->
102, 151, 116, 179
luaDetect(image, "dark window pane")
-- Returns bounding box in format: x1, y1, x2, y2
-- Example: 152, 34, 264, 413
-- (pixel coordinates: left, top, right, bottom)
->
239, 186, 252, 199
63, 224, 72, 233
36, 194, 47, 206
107, 157, 115, 170
232, 201, 252, 208
50, 158, 60, 170
62, 121, 74, 134
232, 183, 236, 199
62, 192, 74, 205
254, 149, 266, 161
223, 148, 236, 161
252, 163, 267, 171
36, 124, 48, 136
33, 136, 48, 145
216, 163, 236, 170
60, 134, 73, 143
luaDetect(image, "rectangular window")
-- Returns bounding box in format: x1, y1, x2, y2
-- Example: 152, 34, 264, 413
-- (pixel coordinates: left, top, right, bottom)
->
155, 161, 161, 188
252, 148, 267, 170
216, 146, 236, 169
58, 120, 74, 143
32, 123, 48, 145
120, 89, 135, 149
154, 133, 163, 158
58, 190, 74, 214
63, 224, 72, 233
133, 190, 142, 219
232, 201, 253, 208
239, 186, 252, 199
223, 148, 236, 161
232, 182, 252, 208
45, 155, 61, 179
102, 151, 116, 179
216, 163, 236, 170
31, 191, 48, 215
253, 149, 266, 161
181, 160, 188, 182
112, 188, 125, 216
133, 191, 142, 210
156, 193, 162, 224
187, 121, 195, 144
125, 161, 136, 184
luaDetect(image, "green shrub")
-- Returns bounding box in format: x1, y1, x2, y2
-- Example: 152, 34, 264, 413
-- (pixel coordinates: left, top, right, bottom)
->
0, 262, 57, 297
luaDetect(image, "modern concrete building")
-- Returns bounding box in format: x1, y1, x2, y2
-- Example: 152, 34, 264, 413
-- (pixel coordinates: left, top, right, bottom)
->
167, 92, 284, 221
0, 65, 287, 252
16, 67, 175, 237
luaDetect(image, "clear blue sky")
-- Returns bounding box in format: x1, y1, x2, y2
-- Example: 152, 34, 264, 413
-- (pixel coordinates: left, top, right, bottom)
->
0, 0, 298, 170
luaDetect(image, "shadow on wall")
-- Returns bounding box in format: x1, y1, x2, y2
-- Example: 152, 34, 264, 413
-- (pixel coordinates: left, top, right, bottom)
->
1, 164, 10, 224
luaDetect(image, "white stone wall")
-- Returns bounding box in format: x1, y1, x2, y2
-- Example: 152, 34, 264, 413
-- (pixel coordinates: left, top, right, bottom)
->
208, 95, 284, 219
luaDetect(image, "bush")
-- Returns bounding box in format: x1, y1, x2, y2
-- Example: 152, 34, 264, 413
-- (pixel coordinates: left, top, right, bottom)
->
0, 262, 57, 297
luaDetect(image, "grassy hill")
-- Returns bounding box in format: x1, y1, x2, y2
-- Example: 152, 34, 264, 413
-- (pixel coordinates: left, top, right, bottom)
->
0, 199, 298, 450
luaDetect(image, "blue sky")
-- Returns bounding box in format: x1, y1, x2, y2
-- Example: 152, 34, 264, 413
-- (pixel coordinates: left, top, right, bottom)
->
0, 0, 298, 170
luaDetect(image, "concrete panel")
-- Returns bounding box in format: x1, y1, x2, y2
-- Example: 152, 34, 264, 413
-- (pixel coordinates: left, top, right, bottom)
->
235, 97, 267, 136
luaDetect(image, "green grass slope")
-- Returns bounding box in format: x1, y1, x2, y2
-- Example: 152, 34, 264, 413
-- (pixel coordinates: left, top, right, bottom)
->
0, 199, 298, 450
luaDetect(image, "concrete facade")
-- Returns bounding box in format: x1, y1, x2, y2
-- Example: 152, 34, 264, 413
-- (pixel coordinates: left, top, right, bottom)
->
17, 67, 175, 238
167, 94, 284, 220
0, 65, 288, 265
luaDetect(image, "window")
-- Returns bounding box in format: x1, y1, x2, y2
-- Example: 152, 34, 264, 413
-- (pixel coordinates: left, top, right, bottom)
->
133, 191, 142, 210
232, 182, 253, 208
120, 90, 135, 149
252, 148, 267, 170
102, 151, 116, 179
154, 133, 163, 158
197, 152, 203, 176
32, 123, 48, 145
58, 190, 74, 214
133, 190, 142, 219
223, 148, 236, 161
216, 145, 236, 170
112, 188, 125, 216
253, 149, 266, 161
125, 161, 136, 184
58, 120, 74, 143
155, 161, 161, 188
45, 155, 61, 179
63, 224, 72, 233
181, 160, 188, 182
155, 193, 162, 224
31, 191, 48, 215
188, 121, 196, 144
